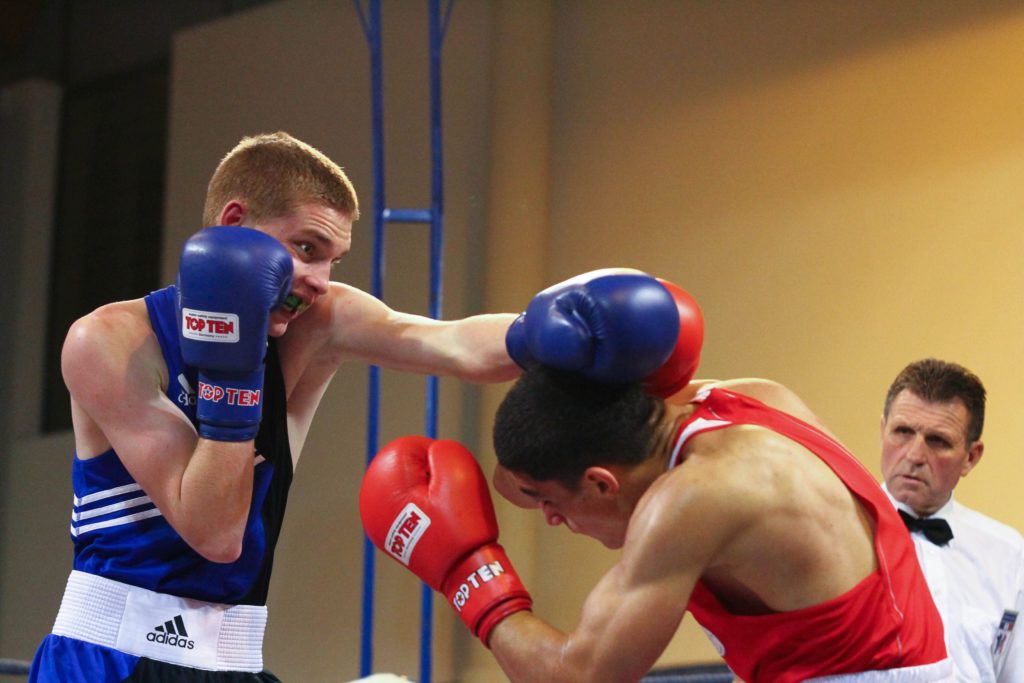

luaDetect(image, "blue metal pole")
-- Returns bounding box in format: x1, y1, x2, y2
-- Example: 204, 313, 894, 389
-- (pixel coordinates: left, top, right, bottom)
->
355, 2, 454, 681
418, 3, 454, 681
354, 0, 386, 676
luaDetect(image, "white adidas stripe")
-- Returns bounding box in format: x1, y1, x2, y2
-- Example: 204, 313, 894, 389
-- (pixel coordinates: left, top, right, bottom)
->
70, 507, 164, 537
74, 482, 143, 507
72, 494, 153, 522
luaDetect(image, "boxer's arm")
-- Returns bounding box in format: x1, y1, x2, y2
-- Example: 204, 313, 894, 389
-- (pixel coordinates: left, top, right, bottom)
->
489, 564, 693, 682
63, 304, 254, 562
489, 473, 734, 682
318, 282, 519, 383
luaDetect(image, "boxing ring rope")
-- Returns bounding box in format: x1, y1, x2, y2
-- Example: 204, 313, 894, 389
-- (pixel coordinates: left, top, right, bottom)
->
641, 664, 733, 683
355, 1, 452, 681
0, 658, 30, 677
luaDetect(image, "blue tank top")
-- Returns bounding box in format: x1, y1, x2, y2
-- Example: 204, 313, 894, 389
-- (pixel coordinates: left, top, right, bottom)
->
68, 285, 293, 605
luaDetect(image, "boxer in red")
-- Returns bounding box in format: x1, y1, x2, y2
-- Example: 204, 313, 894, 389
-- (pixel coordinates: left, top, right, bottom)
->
361, 270, 952, 682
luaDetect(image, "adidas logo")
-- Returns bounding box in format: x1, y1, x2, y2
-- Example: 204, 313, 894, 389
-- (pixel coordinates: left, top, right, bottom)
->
146, 614, 196, 650
176, 373, 197, 407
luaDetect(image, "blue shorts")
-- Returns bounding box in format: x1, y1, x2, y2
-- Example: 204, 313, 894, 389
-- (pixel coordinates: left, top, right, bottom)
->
29, 636, 283, 683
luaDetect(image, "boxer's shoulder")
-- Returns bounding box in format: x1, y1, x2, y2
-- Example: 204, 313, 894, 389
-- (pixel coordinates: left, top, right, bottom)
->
320, 280, 392, 323
661, 419, 792, 521
712, 378, 833, 434
275, 282, 384, 395
282, 280, 400, 357
710, 377, 793, 404
65, 298, 156, 359
635, 454, 760, 569
63, 298, 169, 417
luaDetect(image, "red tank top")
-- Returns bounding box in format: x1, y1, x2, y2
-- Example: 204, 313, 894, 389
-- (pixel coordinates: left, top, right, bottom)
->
673, 388, 946, 682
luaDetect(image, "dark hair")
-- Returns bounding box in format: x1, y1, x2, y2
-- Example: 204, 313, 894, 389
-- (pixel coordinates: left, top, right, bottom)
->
492, 366, 664, 489
883, 358, 986, 443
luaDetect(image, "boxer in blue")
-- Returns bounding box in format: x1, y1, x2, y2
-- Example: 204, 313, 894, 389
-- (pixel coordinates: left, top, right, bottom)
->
29, 132, 519, 682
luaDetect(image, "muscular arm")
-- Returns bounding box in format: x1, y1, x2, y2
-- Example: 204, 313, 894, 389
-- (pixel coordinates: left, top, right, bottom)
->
317, 283, 519, 383
490, 564, 690, 682
489, 474, 735, 682
63, 303, 253, 562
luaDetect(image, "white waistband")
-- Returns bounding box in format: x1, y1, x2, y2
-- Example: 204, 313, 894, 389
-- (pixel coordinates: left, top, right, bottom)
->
806, 658, 954, 683
52, 570, 266, 672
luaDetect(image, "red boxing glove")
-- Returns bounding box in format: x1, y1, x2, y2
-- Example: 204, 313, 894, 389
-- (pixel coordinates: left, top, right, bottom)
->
642, 280, 704, 398
359, 436, 532, 646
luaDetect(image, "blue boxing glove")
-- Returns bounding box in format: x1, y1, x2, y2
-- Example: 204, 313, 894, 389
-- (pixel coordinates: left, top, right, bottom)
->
506, 268, 680, 384
177, 226, 293, 441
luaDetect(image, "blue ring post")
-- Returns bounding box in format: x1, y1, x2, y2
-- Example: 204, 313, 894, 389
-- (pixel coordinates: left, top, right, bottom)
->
354, 0, 385, 677
355, 2, 454, 682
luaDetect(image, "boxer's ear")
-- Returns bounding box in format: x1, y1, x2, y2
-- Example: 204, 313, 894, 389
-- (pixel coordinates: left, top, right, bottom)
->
218, 200, 246, 226
584, 467, 620, 496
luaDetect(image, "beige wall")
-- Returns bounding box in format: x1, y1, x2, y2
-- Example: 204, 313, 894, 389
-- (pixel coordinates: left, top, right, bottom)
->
3, 1, 1024, 682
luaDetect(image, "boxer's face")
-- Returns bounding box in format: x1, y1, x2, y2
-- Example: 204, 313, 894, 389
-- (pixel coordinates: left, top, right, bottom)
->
880, 390, 982, 516
499, 467, 629, 549
257, 203, 353, 336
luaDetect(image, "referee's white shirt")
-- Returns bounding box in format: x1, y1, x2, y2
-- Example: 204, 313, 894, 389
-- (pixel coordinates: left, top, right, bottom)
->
885, 487, 1024, 683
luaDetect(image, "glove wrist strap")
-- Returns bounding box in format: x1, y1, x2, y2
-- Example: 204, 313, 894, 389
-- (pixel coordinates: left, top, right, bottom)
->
442, 544, 532, 647
196, 365, 266, 441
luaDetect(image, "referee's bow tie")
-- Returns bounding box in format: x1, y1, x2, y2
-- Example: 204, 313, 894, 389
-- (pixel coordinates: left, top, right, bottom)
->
898, 509, 953, 546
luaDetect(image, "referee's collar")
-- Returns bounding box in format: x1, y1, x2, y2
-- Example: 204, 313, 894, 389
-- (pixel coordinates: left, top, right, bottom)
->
882, 483, 958, 531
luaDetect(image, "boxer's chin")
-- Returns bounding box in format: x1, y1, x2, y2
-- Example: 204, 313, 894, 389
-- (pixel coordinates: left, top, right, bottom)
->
268, 311, 291, 337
